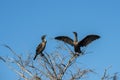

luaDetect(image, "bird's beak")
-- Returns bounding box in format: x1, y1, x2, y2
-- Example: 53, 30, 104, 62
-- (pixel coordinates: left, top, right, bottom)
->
43, 35, 46, 37
44, 35, 46, 37
73, 32, 76, 34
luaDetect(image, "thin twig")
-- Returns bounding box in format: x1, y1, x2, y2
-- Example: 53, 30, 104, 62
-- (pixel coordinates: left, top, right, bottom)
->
3, 44, 18, 57
101, 66, 112, 80
43, 53, 58, 79
0, 56, 6, 62
59, 55, 78, 79
15, 61, 33, 77
3, 59, 29, 80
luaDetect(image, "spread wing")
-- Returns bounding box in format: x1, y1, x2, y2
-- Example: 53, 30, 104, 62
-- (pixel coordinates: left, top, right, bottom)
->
78, 35, 100, 47
55, 36, 74, 46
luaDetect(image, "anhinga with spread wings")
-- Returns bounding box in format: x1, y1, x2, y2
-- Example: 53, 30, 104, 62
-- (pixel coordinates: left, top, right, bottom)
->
33, 35, 47, 60
55, 32, 100, 54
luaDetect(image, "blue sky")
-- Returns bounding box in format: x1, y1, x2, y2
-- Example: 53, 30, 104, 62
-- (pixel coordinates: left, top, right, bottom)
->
0, 0, 120, 80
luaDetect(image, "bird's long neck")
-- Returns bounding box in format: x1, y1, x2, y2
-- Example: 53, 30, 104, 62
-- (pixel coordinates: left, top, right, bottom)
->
74, 33, 78, 42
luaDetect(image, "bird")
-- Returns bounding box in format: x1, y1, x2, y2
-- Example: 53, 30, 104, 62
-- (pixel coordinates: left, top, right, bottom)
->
55, 32, 100, 54
33, 35, 47, 60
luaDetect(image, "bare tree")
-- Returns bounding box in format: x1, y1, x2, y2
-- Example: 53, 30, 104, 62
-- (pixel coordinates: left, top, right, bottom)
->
101, 66, 119, 80
0, 44, 119, 80
0, 43, 94, 80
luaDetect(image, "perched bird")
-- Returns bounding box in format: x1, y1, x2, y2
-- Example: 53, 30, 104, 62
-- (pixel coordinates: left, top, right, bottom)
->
55, 32, 100, 54
33, 35, 47, 60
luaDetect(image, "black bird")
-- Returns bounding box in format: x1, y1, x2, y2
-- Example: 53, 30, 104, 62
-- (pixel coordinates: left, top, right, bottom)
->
33, 35, 47, 60
55, 32, 100, 54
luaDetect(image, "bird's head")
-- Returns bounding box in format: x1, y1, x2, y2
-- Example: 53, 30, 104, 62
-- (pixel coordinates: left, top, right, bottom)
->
41, 35, 46, 42
73, 32, 77, 35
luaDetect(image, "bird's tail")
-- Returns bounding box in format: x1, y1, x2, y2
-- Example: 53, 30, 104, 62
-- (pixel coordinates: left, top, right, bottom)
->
33, 53, 44, 60
33, 54, 37, 60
